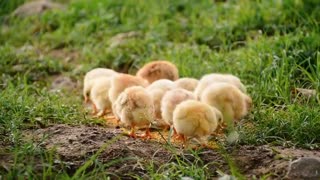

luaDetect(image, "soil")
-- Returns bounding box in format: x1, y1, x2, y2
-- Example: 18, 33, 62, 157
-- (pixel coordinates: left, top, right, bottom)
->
18, 124, 320, 179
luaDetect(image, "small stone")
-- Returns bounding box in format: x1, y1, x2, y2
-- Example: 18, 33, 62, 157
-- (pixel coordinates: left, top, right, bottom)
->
12, 0, 65, 17
12, 64, 25, 72
294, 88, 317, 98
72, 65, 84, 76
218, 174, 237, 180
16, 45, 35, 55
108, 31, 141, 48
181, 177, 194, 180
287, 157, 320, 180
226, 131, 240, 145
50, 76, 77, 92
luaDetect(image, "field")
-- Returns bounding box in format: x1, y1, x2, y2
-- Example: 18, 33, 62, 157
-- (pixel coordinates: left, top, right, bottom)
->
1, 0, 320, 179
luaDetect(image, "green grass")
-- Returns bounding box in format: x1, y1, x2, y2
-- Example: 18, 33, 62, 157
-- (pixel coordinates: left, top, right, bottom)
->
1, 0, 320, 178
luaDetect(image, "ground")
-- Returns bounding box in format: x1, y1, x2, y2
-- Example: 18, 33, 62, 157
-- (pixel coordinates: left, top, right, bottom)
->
0, 0, 320, 179
15, 124, 320, 179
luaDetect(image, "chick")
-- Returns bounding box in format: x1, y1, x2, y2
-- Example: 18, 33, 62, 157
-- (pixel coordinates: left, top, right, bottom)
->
194, 73, 246, 99
109, 73, 149, 105
83, 68, 117, 103
109, 73, 149, 120
136, 60, 179, 84
90, 77, 112, 117
173, 100, 220, 147
174, 78, 199, 92
161, 88, 196, 128
200, 82, 252, 129
145, 79, 176, 126
147, 79, 176, 91
114, 86, 154, 138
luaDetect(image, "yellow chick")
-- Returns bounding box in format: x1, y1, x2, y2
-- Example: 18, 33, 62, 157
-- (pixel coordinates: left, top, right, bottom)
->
90, 77, 112, 117
194, 73, 246, 99
147, 79, 176, 91
174, 78, 199, 92
109, 73, 149, 121
109, 73, 149, 105
146, 79, 177, 126
114, 86, 155, 138
173, 100, 220, 147
200, 82, 252, 128
83, 68, 117, 103
161, 88, 196, 128
136, 60, 179, 84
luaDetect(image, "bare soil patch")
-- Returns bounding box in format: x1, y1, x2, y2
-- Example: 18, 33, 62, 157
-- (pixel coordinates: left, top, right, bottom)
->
14, 124, 319, 179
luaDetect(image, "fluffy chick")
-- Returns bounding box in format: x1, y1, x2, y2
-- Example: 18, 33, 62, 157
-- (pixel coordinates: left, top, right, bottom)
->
83, 68, 117, 103
161, 88, 196, 128
109, 73, 149, 105
136, 60, 179, 84
200, 82, 252, 128
109, 74, 149, 121
114, 86, 154, 138
173, 100, 220, 147
146, 79, 176, 126
147, 79, 176, 91
90, 77, 112, 117
174, 78, 199, 92
194, 73, 246, 99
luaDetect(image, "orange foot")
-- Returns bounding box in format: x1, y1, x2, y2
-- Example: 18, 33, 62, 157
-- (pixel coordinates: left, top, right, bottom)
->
128, 126, 136, 138
94, 108, 109, 118
116, 118, 121, 126
173, 128, 180, 139
201, 143, 212, 149
84, 96, 89, 104
91, 103, 98, 115
104, 115, 115, 120
138, 128, 152, 140
103, 109, 111, 115
176, 134, 186, 142
163, 125, 170, 131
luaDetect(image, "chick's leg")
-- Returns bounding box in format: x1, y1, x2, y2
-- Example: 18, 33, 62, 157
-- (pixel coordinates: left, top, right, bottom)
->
96, 108, 108, 117
116, 118, 121, 126
105, 109, 111, 114
163, 125, 170, 131
176, 133, 188, 147
182, 136, 189, 148
198, 137, 211, 149
84, 96, 89, 103
173, 127, 178, 135
129, 125, 136, 138
139, 128, 152, 139
92, 103, 98, 115
173, 127, 180, 139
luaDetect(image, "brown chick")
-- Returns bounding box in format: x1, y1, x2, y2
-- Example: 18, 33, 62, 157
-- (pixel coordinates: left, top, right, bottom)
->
174, 78, 199, 92
83, 68, 117, 103
114, 86, 155, 138
173, 100, 220, 147
109, 73, 149, 105
90, 77, 112, 117
194, 73, 246, 99
136, 60, 179, 84
200, 82, 252, 130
